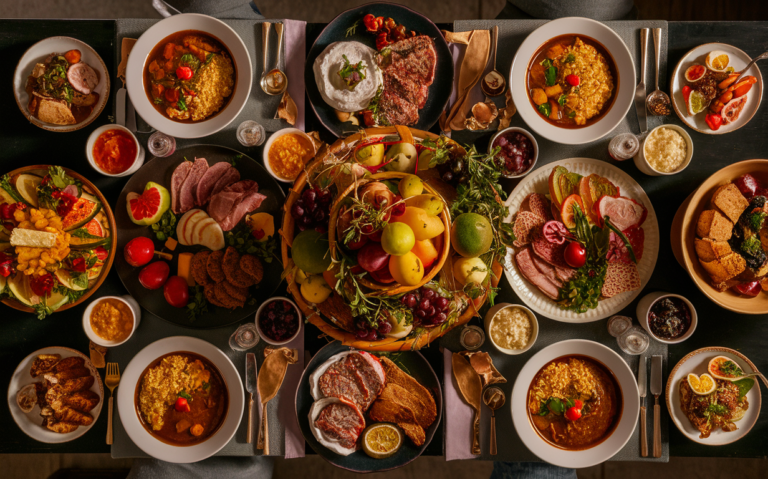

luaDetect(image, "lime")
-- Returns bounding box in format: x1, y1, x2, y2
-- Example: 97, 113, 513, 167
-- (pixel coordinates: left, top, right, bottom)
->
381, 222, 415, 256
451, 213, 493, 258
687, 90, 710, 116
361, 423, 403, 459
291, 230, 331, 274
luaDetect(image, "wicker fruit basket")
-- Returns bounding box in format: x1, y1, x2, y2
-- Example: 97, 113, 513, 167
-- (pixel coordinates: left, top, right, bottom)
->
280, 126, 502, 351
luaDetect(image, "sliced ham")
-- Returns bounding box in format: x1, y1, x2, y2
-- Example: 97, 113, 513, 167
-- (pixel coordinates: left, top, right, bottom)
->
208, 180, 255, 222
211, 167, 241, 197
515, 248, 561, 300
218, 189, 267, 232
601, 260, 641, 298
67, 62, 99, 95
596, 196, 647, 231
529, 251, 563, 288
178, 158, 209, 214
195, 162, 232, 206
513, 211, 545, 248
555, 265, 576, 283
170, 161, 193, 214
531, 233, 571, 269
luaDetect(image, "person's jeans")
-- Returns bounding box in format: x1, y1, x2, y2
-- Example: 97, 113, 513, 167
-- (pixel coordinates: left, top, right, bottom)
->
491, 462, 578, 479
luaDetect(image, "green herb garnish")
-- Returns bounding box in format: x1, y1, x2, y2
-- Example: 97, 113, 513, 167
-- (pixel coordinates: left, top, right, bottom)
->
337, 54, 367, 91
557, 94, 567, 107
719, 359, 744, 378
70, 228, 102, 240
187, 285, 209, 322
537, 102, 552, 117
179, 390, 193, 400
563, 53, 576, 63
734, 378, 755, 398
150, 210, 177, 242
345, 19, 360, 37
748, 211, 766, 232
177, 95, 187, 111
741, 236, 762, 257
705, 403, 729, 416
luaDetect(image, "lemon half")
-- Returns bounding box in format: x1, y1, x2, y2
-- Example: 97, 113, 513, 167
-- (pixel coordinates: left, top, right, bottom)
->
361, 423, 403, 459
706, 51, 730, 72
687, 373, 717, 395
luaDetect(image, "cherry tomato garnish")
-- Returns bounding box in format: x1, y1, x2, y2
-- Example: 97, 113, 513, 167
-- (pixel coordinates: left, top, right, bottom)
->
174, 397, 191, 412
566, 74, 580, 86
564, 241, 587, 268
565, 406, 582, 421
175, 66, 193, 80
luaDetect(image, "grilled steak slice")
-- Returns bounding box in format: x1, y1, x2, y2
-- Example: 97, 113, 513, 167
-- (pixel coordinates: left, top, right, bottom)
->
380, 90, 419, 126
383, 69, 429, 108
379, 36, 437, 85
315, 401, 365, 449
170, 161, 193, 214
178, 158, 209, 214
319, 360, 372, 410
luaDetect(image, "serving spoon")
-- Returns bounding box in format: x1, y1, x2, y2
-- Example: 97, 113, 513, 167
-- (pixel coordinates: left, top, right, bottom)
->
260, 22, 288, 96
481, 26, 506, 97
483, 386, 506, 456
646, 28, 670, 116
733, 51, 768, 84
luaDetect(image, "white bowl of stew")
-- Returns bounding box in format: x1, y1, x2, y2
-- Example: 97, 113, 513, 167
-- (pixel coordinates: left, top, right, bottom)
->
509, 17, 635, 145
126, 14, 252, 139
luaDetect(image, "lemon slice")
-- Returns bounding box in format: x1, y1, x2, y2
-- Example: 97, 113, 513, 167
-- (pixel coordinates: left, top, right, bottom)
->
706, 51, 730, 72
14, 174, 43, 207
687, 373, 717, 395
687, 90, 710, 116
361, 423, 403, 459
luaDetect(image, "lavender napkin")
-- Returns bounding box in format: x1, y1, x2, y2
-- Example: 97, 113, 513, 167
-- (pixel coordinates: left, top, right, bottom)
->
278, 327, 304, 458
443, 348, 476, 461
284, 19, 306, 131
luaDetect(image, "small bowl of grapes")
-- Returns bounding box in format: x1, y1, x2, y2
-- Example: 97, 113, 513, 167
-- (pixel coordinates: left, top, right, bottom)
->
489, 127, 538, 178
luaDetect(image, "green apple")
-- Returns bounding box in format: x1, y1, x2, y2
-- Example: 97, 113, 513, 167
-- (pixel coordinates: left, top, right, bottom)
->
384, 143, 418, 172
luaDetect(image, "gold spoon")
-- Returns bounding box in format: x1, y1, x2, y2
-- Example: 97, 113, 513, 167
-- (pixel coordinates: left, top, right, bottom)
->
483, 386, 506, 455
481, 26, 506, 97
646, 28, 670, 116
260, 22, 288, 96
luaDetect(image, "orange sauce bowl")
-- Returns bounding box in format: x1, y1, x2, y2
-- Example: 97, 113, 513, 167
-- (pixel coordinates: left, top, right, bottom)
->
86, 124, 145, 177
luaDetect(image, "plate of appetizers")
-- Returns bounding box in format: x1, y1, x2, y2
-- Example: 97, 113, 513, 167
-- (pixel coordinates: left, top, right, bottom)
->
126, 13, 252, 138
510, 17, 635, 145
671, 43, 763, 134
305, 2, 453, 137
511, 339, 638, 468
295, 341, 441, 472
679, 159, 768, 313
117, 336, 243, 462
13, 37, 109, 132
666, 346, 761, 445
114, 145, 285, 328
0, 165, 116, 318
8, 347, 103, 443
504, 158, 659, 322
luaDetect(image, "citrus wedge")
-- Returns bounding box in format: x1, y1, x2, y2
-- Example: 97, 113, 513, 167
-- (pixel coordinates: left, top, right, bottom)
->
687, 372, 717, 395
687, 90, 710, 116
361, 423, 403, 459
706, 51, 730, 72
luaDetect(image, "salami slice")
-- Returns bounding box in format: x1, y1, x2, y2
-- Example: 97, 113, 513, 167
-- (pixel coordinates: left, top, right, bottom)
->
531, 232, 571, 269
601, 260, 641, 298
513, 211, 545, 248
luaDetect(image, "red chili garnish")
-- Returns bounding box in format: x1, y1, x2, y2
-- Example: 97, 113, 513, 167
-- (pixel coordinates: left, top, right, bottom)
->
252, 229, 265, 240
0, 262, 13, 278
682, 85, 692, 104
566, 74, 580, 86
174, 397, 191, 413
705, 113, 722, 131
94, 246, 109, 262
375, 32, 390, 51
175, 66, 193, 81
71, 257, 87, 273
30, 273, 54, 297
363, 14, 383, 32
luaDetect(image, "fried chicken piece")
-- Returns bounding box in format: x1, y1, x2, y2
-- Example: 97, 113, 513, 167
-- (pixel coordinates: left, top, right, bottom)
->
56, 375, 94, 395
53, 389, 100, 413
206, 250, 226, 282
30, 354, 61, 378
53, 406, 94, 426
368, 398, 426, 446
379, 357, 437, 427
55, 357, 86, 372
44, 367, 91, 384
43, 417, 79, 434
191, 251, 212, 285
240, 255, 264, 284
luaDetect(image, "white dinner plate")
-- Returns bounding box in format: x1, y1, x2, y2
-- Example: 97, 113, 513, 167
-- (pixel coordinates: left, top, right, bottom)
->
117, 336, 244, 463
126, 14, 252, 138
13, 37, 110, 132
666, 347, 761, 445
670, 43, 763, 135
503, 158, 659, 322
511, 339, 639, 468
509, 17, 635, 145
7, 346, 104, 443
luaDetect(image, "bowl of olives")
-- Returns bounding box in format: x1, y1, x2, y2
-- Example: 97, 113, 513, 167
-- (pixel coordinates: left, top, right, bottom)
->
489, 127, 539, 178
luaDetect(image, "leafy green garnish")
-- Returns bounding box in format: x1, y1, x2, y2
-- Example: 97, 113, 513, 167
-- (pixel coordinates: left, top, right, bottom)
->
177, 95, 187, 111
537, 102, 552, 117
540, 59, 552, 68
48, 166, 77, 190
741, 236, 762, 256
568, 111, 577, 119
719, 359, 743, 377
537, 397, 576, 416
33, 302, 55, 320
70, 228, 102, 240
0, 174, 25, 203
557, 94, 567, 107
544, 66, 557, 87
748, 211, 766, 233
338, 54, 367, 91
180, 53, 201, 71
70, 272, 89, 290
203, 53, 214, 67
419, 136, 454, 169
178, 390, 193, 400
225, 223, 279, 264
150, 210, 177, 242
563, 53, 576, 63
705, 403, 729, 416
187, 285, 209, 322
53, 285, 87, 304
734, 378, 755, 398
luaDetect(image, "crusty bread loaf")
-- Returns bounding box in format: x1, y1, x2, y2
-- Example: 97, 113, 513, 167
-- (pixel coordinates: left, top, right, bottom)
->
696, 209, 733, 241
699, 253, 746, 284
694, 238, 732, 263
711, 183, 749, 223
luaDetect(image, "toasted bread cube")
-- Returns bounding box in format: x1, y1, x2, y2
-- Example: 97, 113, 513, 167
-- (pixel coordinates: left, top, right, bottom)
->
697, 210, 733, 242
547, 44, 565, 60
699, 253, 746, 284
695, 238, 732, 263
531, 88, 548, 106
711, 183, 749, 223
544, 84, 563, 98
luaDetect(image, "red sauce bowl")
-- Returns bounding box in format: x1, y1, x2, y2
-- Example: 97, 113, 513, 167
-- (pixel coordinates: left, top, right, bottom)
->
86, 124, 144, 177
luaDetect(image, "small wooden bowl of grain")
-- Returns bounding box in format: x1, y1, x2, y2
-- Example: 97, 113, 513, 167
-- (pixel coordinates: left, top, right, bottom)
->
484, 303, 539, 355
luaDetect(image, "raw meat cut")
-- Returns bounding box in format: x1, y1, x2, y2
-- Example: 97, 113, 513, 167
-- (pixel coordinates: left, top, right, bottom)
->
596, 196, 647, 231
170, 161, 192, 214
177, 158, 209, 214
515, 247, 560, 299
196, 162, 233, 206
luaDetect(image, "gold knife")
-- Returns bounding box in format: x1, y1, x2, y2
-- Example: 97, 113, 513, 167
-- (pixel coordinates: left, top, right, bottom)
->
452, 353, 482, 455
637, 355, 648, 457
245, 353, 257, 444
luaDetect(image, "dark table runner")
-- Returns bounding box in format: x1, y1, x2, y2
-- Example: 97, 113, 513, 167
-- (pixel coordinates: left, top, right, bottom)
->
0, 20, 766, 461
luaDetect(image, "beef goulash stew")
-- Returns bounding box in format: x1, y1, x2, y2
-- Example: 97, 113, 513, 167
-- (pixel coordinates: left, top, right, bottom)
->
136, 352, 228, 446
144, 30, 236, 123
527, 35, 618, 128
527, 355, 622, 450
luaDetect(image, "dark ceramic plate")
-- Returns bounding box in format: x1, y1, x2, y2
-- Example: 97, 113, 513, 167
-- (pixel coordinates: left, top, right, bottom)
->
114, 145, 285, 329
295, 341, 443, 472
305, 1, 453, 137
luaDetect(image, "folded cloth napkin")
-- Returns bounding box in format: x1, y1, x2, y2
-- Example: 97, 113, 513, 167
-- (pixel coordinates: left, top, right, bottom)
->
278, 327, 305, 458
443, 347, 477, 460
440, 30, 490, 133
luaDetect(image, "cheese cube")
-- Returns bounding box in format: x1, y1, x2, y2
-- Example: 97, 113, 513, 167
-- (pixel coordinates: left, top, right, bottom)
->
10, 228, 57, 248
177, 252, 194, 287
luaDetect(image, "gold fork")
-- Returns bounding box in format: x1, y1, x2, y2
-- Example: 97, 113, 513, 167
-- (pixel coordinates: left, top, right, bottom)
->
105, 362, 121, 445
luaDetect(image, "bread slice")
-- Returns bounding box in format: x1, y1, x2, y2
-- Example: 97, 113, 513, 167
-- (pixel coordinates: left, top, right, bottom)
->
695, 238, 732, 262
711, 183, 749, 223
699, 253, 746, 284
696, 210, 733, 241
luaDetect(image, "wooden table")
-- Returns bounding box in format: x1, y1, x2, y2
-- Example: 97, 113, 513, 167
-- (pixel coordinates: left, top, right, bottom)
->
0, 19, 765, 460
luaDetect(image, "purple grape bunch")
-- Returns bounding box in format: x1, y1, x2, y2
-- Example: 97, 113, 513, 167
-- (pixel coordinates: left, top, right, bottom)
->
290, 186, 333, 233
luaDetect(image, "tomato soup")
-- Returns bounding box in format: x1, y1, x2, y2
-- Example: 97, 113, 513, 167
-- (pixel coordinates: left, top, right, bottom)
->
92, 129, 137, 174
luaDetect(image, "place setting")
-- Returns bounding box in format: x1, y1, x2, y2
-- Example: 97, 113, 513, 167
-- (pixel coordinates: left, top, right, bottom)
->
4, 3, 768, 475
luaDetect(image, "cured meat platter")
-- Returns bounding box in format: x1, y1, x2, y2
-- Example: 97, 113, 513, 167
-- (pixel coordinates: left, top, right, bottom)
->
114, 145, 285, 328
504, 158, 660, 322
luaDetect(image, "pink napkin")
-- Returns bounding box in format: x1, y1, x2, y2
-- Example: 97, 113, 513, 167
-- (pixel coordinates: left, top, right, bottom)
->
277, 326, 305, 458
284, 19, 306, 131
443, 43, 489, 135
443, 348, 476, 460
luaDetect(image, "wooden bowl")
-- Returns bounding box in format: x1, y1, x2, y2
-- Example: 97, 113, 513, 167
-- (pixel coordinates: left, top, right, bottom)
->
1, 165, 117, 314
279, 126, 501, 351
679, 159, 768, 314
327, 171, 451, 294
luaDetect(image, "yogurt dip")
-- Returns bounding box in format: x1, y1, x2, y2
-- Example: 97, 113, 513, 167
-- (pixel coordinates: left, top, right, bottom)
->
313, 41, 382, 113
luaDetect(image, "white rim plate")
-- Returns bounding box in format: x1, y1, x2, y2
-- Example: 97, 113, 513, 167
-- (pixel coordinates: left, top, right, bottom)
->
666, 347, 761, 446
117, 336, 244, 463
13, 37, 110, 132
509, 17, 635, 145
670, 43, 763, 135
511, 339, 639, 468
7, 347, 104, 443
126, 14, 253, 139
503, 158, 659, 322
